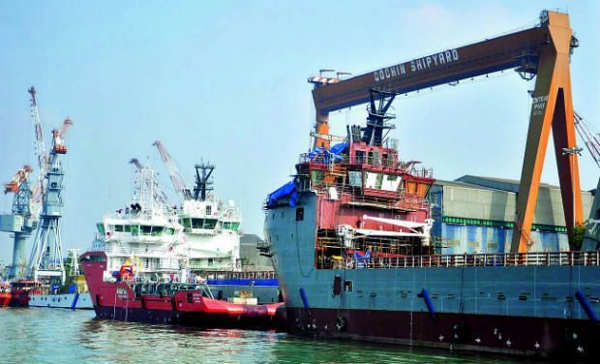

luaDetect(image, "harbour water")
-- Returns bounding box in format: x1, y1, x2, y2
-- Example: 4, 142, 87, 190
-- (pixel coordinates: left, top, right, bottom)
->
0, 308, 547, 363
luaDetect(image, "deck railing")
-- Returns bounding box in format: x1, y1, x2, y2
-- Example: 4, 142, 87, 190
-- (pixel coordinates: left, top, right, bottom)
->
341, 251, 600, 269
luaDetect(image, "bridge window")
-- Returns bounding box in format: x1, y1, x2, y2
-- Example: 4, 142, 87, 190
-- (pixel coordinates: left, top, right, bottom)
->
140, 225, 152, 235
206, 205, 212, 215
204, 219, 218, 229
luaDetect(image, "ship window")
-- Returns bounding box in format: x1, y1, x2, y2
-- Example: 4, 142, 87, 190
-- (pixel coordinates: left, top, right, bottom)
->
181, 218, 192, 229
206, 205, 212, 215
130, 225, 139, 236
222, 222, 240, 231
96, 223, 105, 234
416, 183, 430, 198
311, 170, 324, 185
164, 228, 175, 235
192, 218, 204, 229
296, 208, 304, 221
208, 258, 214, 267
124, 225, 132, 233
151, 226, 164, 236
355, 151, 365, 164
204, 219, 218, 229
373, 152, 381, 166
115, 225, 124, 232
344, 281, 353, 292
140, 225, 152, 235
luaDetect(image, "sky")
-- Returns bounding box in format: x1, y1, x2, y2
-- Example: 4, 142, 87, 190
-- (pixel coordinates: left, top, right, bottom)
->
0, 1, 599, 264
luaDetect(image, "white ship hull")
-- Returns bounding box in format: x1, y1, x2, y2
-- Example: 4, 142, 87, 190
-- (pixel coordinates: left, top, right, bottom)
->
28, 292, 93, 309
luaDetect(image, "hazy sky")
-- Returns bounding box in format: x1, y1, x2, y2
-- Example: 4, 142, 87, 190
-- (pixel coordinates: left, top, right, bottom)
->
1, 1, 599, 263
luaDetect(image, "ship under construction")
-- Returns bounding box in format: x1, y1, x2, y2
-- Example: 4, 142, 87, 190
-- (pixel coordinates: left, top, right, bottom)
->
264, 10, 600, 359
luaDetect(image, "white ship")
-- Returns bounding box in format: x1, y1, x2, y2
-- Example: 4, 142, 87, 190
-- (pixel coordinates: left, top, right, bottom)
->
91, 165, 186, 281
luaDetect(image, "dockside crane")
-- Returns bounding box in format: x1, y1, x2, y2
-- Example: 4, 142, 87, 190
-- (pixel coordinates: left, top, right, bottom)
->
129, 158, 170, 205
28, 86, 49, 220
0, 165, 35, 280
153, 140, 192, 202
308, 10, 583, 253
28, 114, 74, 285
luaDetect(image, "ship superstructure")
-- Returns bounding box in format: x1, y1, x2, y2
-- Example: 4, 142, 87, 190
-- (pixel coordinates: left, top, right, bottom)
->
153, 141, 243, 272
91, 165, 185, 280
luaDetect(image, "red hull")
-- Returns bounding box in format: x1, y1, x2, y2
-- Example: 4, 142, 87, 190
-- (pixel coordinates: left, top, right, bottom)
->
0, 293, 11, 307
285, 306, 600, 360
0, 289, 32, 307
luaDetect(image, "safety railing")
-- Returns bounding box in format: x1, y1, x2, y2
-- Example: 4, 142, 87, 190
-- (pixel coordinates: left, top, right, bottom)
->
194, 270, 277, 280
337, 251, 600, 270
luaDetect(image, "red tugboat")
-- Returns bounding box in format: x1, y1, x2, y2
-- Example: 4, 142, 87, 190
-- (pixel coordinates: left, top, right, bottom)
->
0, 281, 43, 307
80, 251, 283, 328
0, 283, 11, 306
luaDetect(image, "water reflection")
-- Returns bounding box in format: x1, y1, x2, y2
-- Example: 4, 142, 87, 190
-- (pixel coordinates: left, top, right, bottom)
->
0, 309, 546, 364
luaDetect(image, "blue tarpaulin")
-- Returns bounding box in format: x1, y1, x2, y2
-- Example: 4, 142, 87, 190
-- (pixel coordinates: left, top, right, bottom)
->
267, 181, 299, 207
329, 141, 349, 155
309, 141, 348, 164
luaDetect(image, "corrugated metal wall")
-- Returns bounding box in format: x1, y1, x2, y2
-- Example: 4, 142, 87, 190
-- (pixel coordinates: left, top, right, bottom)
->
430, 179, 595, 254
441, 184, 593, 226
437, 224, 569, 254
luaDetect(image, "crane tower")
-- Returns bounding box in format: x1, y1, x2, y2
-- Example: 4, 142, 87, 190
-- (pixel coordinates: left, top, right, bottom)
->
28, 117, 73, 284
0, 165, 35, 280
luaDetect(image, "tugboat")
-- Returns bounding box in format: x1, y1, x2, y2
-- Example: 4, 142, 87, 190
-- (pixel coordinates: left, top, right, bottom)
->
0, 281, 43, 307
80, 250, 282, 328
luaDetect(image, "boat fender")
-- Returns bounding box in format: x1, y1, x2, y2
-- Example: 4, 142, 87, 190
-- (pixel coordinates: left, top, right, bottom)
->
419, 288, 437, 323
335, 316, 347, 332
575, 290, 598, 323
299, 287, 311, 316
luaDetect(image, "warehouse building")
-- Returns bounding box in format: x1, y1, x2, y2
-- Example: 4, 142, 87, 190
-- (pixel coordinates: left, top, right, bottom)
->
430, 175, 596, 254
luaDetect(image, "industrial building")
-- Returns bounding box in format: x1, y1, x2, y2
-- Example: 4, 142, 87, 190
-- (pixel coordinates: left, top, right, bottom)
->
240, 234, 274, 271
430, 175, 596, 254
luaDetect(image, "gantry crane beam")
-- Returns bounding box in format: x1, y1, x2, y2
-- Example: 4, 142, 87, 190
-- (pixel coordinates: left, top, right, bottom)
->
309, 11, 582, 253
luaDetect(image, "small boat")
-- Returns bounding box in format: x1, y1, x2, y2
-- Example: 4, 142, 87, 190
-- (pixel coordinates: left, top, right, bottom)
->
0, 281, 43, 307
0, 282, 11, 306
81, 251, 283, 329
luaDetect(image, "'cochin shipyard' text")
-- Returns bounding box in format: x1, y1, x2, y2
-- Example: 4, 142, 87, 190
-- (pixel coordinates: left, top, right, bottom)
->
374, 49, 460, 82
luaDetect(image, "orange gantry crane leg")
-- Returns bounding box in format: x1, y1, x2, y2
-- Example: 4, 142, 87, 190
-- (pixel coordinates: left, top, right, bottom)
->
511, 12, 583, 252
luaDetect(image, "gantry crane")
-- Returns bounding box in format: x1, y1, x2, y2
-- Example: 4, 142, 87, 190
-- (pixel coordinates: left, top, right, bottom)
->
153, 140, 192, 202
129, 158, 170, 205
307, 10, 582, 253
